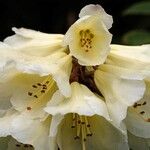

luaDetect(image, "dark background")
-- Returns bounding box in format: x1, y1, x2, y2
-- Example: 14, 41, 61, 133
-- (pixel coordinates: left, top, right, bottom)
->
0, 0, 147, 43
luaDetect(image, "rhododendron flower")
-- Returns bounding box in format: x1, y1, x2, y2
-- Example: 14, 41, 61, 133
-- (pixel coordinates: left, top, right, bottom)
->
0, 3, 148, 150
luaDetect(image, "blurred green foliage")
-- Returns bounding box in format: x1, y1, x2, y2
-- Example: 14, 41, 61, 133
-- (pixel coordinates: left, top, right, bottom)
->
122, 1, 150, 45
123, 1, 150, 15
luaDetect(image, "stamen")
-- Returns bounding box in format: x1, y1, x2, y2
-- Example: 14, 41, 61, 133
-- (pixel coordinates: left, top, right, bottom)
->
16, 144, 21, 147
71, 114, 93, 150
79, 29, 94, 52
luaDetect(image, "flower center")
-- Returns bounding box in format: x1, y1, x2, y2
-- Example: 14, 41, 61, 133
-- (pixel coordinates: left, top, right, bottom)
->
71, 113, 92, 150
79, 29, 94, 52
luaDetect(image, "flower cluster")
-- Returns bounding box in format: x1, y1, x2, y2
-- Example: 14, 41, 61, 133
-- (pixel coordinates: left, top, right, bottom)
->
0, 4, 150, 150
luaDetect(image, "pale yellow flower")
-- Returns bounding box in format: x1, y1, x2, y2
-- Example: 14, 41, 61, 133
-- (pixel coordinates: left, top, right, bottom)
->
63, 4, 112, 66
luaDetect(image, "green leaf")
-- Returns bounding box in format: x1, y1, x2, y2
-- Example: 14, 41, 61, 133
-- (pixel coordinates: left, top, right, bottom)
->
123, 1, 150, 15
122, 30, 150, 45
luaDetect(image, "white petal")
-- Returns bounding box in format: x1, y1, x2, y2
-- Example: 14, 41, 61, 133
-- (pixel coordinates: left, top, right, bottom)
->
125, 80, 150, 138
99, 64, 144, 80
79, 4, 113, 29
10, 115, 56, 150
45, 82, 110, 120
7, 137, 34, 150
49, 114, 64, 137
110, 44, 150, 63
4, 27, 64, 57
107, 53, 150, 78
0, 109, 18, 137
94, 70, 145, 130
64, 15, 112, 66
128, 132, 150, 150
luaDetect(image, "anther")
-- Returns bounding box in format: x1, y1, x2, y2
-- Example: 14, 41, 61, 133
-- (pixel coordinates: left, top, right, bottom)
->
28, 92, 33, 96
32, 85, 37, 88
34, 95, 38, 98
133, 103, 138, 108
16, 144, 21, 147
74, 136, 80, 140
142, 101, 147, 105
41, 90, 45, 93
43, 86, 47, 90
37, 83, 42, 86
24, 144, 29, 148
140, 111, 145, 115
46, 81, 50, 84
27, 107, 32, 111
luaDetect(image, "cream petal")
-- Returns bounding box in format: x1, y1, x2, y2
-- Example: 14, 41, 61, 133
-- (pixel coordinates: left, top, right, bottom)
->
0, 109, 18, 137
94, 70, 145, 130
106, 54, 150, 78
128, 132, 150, 150
64, 15, 112, 66
125, 80, 150, 138
45, 82, 110, 120
79, 4, 113, 29
0, 136, 10, 150
99, 64, 144, 80
57, 114, 129, 150
4, 27, 65, 57
7, 137, 34, 150
110, 44, 150, 63
10, 115, 57, 150
49, 114, 64, 137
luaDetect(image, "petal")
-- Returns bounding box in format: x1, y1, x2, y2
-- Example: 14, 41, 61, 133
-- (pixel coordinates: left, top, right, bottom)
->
79, 4, 113, 29
99, 64, 144, 80
45, 82, 110, 120
64, 15, 112, 66
7, 136, 34, 150
4, 27, 65, 56
0, 109, 18, 137
106, 53, 150, 78
10, 115, 57, 150
0, 136, 10, 150
125, 79, 150, 138
110, 44, 150, 63
57, 114, 129, 150
94, 70, 145, 130
128, 132, 150, 150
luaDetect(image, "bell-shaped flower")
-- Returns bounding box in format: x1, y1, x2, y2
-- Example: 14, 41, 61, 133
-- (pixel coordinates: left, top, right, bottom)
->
125, 79, 150, 139
0, 73, 62, 150
63, 4, 112, 66
94, 64, 145, 131
0, 28, 72, 97
45, 82, 129, 150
